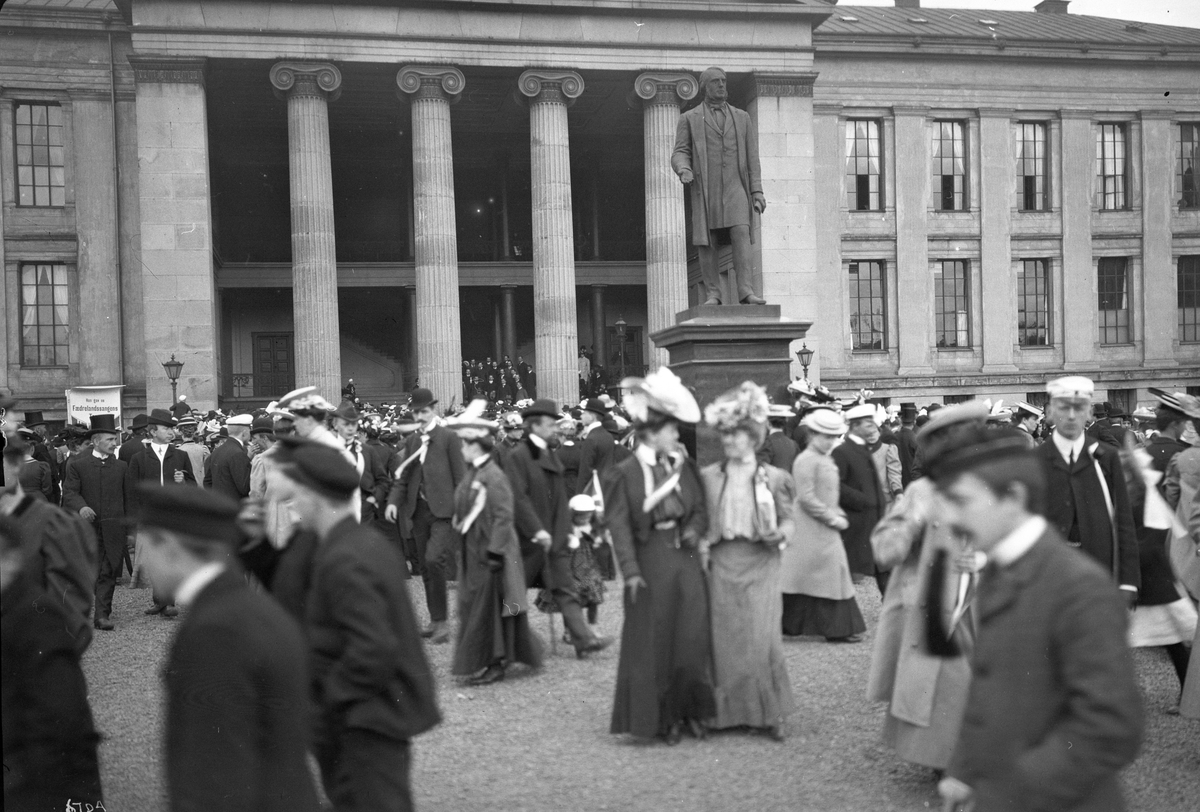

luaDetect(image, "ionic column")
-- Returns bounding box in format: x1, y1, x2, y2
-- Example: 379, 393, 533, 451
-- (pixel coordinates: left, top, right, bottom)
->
270, 62, 343, 399
501, 285, 518, 360
635, 73, 698, 369
519, 69, 584, 407
405, 285, 418, 389
398, 66, 466, 406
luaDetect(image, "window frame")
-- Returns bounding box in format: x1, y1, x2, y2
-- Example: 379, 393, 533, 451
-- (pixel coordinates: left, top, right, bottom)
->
845, 119, 884, 212
932, 120, 968, 212
934, 259, 971, 349
1016, 258, 1052, 347
848, 259, 888, 351
1096, 123, 1128, 211
18, 262, 71, 368
1014, 121, 1049, 212
1179, 254, 1200, 344
1180, 122, 1199, 210
1097, 256, 1131, 345
13, 101, 67, 209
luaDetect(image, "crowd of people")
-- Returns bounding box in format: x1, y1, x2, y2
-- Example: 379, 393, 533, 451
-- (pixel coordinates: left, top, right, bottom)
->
1, 367, 1197, 812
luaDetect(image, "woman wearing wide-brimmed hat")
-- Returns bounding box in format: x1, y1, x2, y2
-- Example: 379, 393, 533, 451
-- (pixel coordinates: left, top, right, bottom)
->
700, 382, 797, 740
608, 368, 715, 745
781, 408, 868, 643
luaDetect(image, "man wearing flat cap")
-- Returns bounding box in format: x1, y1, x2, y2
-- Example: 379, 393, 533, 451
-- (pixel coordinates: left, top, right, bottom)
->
833, 402, 890, 596
505, 398, 613, 657
1038, 376, 1139, 603
385, 388, 464, 644
930, 428, 1143, 812
275, 439, 440, 811
204, 412, 253, 502
135, 484, 320, 812
672, 66, 767, 306
63, 414, 131, 631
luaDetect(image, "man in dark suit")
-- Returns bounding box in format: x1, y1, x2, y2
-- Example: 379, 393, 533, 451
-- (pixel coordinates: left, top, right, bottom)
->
62, 414, 130, 631
21, 411, 61, 503
1039, 377, 1140, 604
361, 419, 397, 527
504, 399, 612, 657
671, 66, 766, 305
832, 403, 889, 596
895, 403, 920, 487
384, 388, 464, 644
758, 404, 799, 473
204, 412, 252, 501
278, 440, 440, 812
577, 397, 617, 495
134, 484, 320, 812
930, 429, 1143, 812
118, 412, 150, 462
1, 513, 103, 812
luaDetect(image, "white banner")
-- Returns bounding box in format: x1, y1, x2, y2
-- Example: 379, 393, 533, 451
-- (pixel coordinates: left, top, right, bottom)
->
65, 385, 124, 428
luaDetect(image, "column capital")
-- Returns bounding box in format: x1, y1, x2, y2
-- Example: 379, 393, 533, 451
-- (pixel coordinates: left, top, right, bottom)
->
397, 66, 465, 104
634, 72, 699, 106
128, 55, 207, 86
745, 72, 819, 101
518, 70, 584, 105
270, 62, 342, 102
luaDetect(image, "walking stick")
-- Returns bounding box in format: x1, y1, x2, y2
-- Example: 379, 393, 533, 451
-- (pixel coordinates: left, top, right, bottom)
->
548, 611, 557, 655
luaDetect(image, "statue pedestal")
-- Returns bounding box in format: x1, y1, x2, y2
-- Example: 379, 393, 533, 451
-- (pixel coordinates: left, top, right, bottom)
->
651, 304, 811, 465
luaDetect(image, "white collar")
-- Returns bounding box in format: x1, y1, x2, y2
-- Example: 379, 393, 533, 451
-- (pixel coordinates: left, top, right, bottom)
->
1051, 431, 1087, 464
635, 443, 658, 466
175, 561, 226, 607
847, 433, 867, 446
92, 449, 111, 460
580, 421, 600, 438
988, 515, 1047, 569
529, 433, 548, 450
472, 454, 490, 470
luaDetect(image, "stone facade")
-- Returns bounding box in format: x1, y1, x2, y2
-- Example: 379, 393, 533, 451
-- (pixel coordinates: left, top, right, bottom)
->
1, 0, 1197, 422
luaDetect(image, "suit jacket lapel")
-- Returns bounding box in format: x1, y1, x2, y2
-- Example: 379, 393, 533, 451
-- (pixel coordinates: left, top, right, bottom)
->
978, 533, 1050, 621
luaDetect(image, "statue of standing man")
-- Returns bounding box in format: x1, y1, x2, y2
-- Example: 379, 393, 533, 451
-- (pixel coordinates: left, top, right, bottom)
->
671, 67, 767, 306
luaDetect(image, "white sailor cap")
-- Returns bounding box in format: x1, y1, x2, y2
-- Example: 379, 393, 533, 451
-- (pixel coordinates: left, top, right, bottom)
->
1046, 376, 1094, 400
226, 413, 254, 427
845, 403, 877, 422
1013, 401, 1044, 419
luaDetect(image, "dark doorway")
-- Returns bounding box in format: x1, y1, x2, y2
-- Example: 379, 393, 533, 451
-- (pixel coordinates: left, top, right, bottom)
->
253, 333, 295, 397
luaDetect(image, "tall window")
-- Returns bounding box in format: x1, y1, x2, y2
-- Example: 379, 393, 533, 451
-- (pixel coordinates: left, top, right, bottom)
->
20, 263, 69, 367
934, 260, 970, 348
1015, 122, 1047, 211
1108, 389, 1135, 419
1097, 257, 1130, 344
1096, 123, 1127, 210
1180, 255, 1200, 343
848, 260, 886, 350
845, 120, 882, 211
1180, 123, 1198, 209
14, 103, 65, 207
1017, 259, 1051, 346
932, 121, 967, 211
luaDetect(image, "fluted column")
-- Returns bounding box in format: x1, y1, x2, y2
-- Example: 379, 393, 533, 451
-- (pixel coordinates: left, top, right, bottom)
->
519, 69, 584, 407
501, 285, 518, 360
398, 66, 466, 407
636, 73, 697, 369
270, 62, 342, 398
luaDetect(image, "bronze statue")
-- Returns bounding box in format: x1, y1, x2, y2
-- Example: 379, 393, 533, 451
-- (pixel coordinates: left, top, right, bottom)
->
671, 67, 767, 306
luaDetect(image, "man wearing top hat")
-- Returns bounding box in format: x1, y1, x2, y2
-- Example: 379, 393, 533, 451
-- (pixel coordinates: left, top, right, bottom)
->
1038, 376, 1139, 603
134, 484, 320, 812
577, 397, 617, 496
119, 413, 151, 463
671, 66, 767, 306
20, 411, 61, 503
895, 403, 919, 487
62, 414, 131, 631
205, 412, 253, 501
504, 398, 613, 658
385, 388, 464, 645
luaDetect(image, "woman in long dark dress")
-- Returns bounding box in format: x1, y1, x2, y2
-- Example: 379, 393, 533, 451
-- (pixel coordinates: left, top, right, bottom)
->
607, 368, 715, 745
447, 407, 543, 684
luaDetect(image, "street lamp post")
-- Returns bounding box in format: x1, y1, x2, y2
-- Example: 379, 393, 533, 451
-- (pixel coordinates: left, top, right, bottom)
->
615, 315, 627, 382
163, 354, 184, 405
795, 343, 814, 381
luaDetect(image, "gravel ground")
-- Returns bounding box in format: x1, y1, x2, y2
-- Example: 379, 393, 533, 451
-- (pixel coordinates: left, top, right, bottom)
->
84, 577, 1198, 812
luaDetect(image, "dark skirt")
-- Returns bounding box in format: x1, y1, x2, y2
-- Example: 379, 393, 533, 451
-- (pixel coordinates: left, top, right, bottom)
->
534, 541, 606, 612
781, 593, 866, 639
453, 571, 543, 675
611, 532, 716, 738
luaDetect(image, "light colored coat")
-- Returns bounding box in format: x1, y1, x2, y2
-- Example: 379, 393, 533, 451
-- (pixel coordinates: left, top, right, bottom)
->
782, 448, 854, 599
698, 460, 796, 550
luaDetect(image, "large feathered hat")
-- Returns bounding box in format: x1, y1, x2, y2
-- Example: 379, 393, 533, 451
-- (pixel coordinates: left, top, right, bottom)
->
704, 381, 770, 434
621, 367, 700, 425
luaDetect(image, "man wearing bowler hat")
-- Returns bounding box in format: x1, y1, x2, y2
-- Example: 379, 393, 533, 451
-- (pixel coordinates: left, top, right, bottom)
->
505, 398, 613, 657
577, 397, 617, 496
385, 388, 464, 644
204, 412, 253, 501
62, 414, 130, 631
119, 413, 151, 463
135, 484, 320, 812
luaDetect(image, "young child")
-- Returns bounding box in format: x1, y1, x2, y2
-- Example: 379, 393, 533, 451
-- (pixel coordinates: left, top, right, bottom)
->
536, 493, 608, 636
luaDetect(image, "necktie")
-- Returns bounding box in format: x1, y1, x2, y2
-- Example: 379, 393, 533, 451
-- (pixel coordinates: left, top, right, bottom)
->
1068, 448, 1075, 468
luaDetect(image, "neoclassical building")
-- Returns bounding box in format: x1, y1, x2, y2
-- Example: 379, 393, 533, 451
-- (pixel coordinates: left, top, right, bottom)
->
2, 0, 1198, 423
